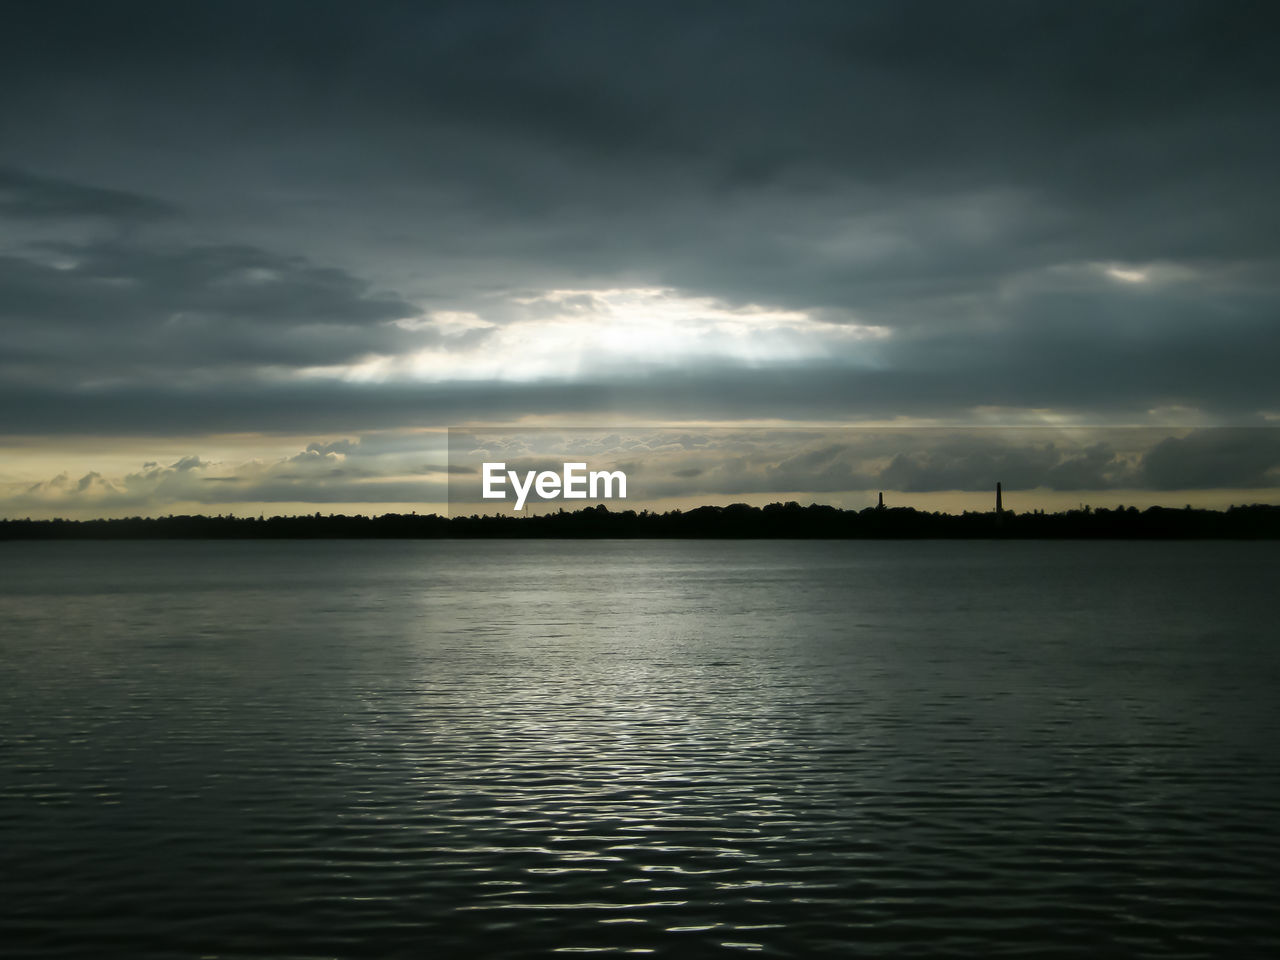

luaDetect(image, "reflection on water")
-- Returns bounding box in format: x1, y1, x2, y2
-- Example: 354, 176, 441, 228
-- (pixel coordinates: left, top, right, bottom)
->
2, 540, 1278, 957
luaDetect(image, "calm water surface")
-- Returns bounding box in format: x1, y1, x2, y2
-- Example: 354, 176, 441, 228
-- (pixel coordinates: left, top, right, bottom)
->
1, 540, 1278, 958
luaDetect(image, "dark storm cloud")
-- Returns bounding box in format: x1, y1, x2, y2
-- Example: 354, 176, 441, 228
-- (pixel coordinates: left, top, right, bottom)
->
0, 167, 175, 223
0, 1, 1278, 435
878, 440, 1129, 493
1138, 429, 1280, 490
0, 239, 433, 377
2, 362, 1277, 439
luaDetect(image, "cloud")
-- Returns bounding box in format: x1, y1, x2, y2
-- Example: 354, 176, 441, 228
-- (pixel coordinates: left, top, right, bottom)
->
6, 426, 1278, 518
1, 359, 1275, 441
0, 167, 176, 223
449, 426, 1280, 502
7, 439, 449, 514
878, 439, 1131, 493
0, 2, 1277, 479
0, 239, 426, 380
1137, 429, 1280, 490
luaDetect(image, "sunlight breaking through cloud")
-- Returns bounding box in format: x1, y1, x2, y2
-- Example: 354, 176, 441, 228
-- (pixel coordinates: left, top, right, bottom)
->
322, 287, 891, 384
1105, 265, 1150, 284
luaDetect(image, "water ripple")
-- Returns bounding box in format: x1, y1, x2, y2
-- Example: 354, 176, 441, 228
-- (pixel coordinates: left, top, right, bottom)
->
2, 539, 1279, 958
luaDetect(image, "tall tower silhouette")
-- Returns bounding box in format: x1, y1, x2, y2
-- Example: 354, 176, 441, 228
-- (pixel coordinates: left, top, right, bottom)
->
877, 491, 884, 510
996, 482, 1003, 514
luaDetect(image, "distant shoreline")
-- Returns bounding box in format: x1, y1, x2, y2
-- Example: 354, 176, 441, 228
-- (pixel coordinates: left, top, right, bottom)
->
3, 502, 1279, 540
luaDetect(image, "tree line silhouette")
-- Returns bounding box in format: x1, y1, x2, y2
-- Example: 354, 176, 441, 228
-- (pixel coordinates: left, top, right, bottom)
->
3, 501, 1279, 539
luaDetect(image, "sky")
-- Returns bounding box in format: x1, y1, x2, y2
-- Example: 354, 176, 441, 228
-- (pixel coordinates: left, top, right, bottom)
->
2, 1, 1278, 518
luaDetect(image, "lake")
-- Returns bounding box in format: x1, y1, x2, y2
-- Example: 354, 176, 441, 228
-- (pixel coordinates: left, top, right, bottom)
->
1, 540, 1277, 958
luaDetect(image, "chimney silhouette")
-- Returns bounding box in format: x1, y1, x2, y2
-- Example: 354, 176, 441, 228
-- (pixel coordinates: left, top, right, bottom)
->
877, 491, 884, 510
996, 482, 1003, 514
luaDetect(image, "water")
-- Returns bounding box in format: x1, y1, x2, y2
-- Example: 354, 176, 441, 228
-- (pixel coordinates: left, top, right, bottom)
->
1, 539, 1277, 958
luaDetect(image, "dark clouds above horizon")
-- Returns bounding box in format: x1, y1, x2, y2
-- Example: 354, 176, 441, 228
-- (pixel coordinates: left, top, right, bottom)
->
2, 1, 1279, 511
